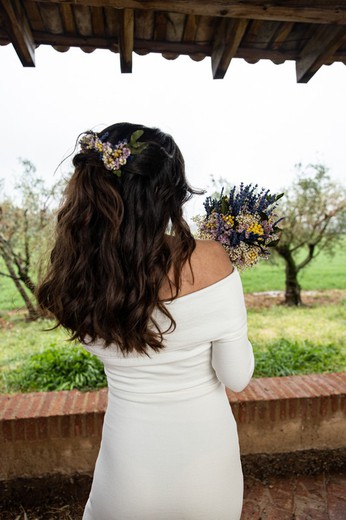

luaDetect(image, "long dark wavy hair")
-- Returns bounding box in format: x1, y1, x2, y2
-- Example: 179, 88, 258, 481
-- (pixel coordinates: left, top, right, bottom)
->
36, 123, 201, 355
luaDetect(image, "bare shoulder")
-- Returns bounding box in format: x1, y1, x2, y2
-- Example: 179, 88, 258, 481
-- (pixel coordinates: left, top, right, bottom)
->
181, 240, 233, 293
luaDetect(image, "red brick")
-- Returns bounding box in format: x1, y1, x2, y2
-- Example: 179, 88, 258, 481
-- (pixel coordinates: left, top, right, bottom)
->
257, 403, 267, 421
230, 402, 239, 420
328, 495, 346, 520
247, 402, 256, 422
2, 394, 23, 420
259, 506, 294, 519
85, 392, 100, 413
36, 417, 49, 440
40, 392, 68, 417
73, 414, 85, 437
288, 378, 313, 398
236, 384, 259, 402
279, 400, 287, 420
319, 396, 330, 417
310, 397, 320, 419
24, 418, 37, 441
0, 394, 11, 417
288, 398, 298, 419
248, 379, 271, 400
330, 395, 340, 413
240, 500, 261, 519
48, 416, 61, 438
60, 415, 71, 438
96, 413, 105, 435
85, 414, 96, 436
62, 391, 77, 414
327, 372, 346, 391
98, 389, 108, 410
269, 400, 276, 422
237, 402, 247, 424
294, 473, 327, 501
293, 498, 328, 520
300, 376, 327, 398
299, 398, 309, 421
14, 394, 37, 420
327, 474, 346, 500
2, 420, 13, 442
311, 375, 342, 396
278, 380, 300, 399
13, 418, 25, 441
72, 391, 88, 414
296, 377, 318, 397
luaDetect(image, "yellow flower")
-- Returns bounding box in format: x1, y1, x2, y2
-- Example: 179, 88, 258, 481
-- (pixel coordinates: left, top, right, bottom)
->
221, 215, 235, 226
247, 223, 264, 235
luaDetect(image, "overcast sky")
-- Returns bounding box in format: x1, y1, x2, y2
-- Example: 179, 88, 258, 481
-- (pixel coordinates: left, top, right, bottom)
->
1, 43, 345, 218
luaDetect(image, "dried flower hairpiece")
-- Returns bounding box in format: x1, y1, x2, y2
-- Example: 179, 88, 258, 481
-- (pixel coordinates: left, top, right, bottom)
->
79, 129, 147, 176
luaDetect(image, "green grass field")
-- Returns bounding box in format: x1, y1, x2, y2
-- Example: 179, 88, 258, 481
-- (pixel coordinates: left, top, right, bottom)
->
0, 241, 345, 392
241, 239, 346, 293
1, 240, 345, 311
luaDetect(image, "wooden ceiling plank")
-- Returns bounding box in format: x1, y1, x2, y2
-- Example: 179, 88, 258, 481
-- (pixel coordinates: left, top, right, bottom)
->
154, 12, 167, 41
212, 18, 249, 79
166, 12, 185, 42
195, 15, 216, 43
74, 5, 93, 36
31, 1, 346, 25
91, 6, 105, 36
0, 0, 35, 65
119, 8, 134, 72
40, 3, 63, 34
60, 4, 75, 33
23, 1, 44, 32
104, 6, 119, 36
135, 10, 154, 40
245, 19, 263, 44
183, 15, 198, 42
296, 25, 346, 82
271, 22, 295, 50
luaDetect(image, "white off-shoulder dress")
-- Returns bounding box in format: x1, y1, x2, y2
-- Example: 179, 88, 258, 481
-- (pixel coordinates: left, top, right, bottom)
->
82, 269, 254, 520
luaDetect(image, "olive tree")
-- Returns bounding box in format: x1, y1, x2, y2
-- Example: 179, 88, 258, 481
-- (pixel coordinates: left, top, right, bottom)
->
275, 164, 346, 305
0, 160, 64, 319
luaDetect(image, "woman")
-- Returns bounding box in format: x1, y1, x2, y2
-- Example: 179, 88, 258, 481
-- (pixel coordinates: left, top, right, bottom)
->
37, 123, 254, 520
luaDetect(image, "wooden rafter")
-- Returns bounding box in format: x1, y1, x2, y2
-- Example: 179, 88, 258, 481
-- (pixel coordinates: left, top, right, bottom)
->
0, 0, 35, 66
119, 8, 134, 73
212, 18, 249, 79
296, 25, 346, 82
33, 1, 346, 25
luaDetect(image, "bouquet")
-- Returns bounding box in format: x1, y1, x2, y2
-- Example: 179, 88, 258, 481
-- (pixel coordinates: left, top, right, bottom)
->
194, 183, 283, 270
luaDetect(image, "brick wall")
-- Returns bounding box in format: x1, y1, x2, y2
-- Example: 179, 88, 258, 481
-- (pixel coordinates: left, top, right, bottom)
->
0, 373, 345, 480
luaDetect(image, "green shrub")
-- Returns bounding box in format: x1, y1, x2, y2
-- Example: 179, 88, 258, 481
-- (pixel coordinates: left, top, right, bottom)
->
253, 339, 345, 377
4, 345, 107, 393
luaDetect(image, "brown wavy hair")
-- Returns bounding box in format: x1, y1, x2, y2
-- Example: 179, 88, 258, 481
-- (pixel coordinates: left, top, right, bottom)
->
36, 123, 201, 355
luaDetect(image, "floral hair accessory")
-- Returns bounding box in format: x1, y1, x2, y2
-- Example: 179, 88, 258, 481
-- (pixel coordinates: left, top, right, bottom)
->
79, 129, 147, 177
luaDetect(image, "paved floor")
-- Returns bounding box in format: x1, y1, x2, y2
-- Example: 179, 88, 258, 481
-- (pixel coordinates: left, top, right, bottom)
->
242, 473, 346, 520
0, 472, 345, 519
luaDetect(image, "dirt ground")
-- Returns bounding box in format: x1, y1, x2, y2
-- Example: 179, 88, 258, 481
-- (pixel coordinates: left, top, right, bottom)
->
244, 288, 346, 309
1, 290, 345, 331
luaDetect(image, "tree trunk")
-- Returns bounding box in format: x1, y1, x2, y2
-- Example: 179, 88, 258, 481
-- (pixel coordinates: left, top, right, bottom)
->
276, 245, 302, 306
284, 262, 302, 306
1, 252, 39, 320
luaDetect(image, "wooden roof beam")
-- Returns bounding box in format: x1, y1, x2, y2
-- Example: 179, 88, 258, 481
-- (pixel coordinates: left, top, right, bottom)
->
0, 0, 35, 66
296, 25, 346, 82
119, 8, 134, 73
212, 18, 248, 79
34, 1, 346, 25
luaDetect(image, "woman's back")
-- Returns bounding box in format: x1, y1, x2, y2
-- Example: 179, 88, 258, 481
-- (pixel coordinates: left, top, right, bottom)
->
37, 123, 254, 519
83, 242, 254, 520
